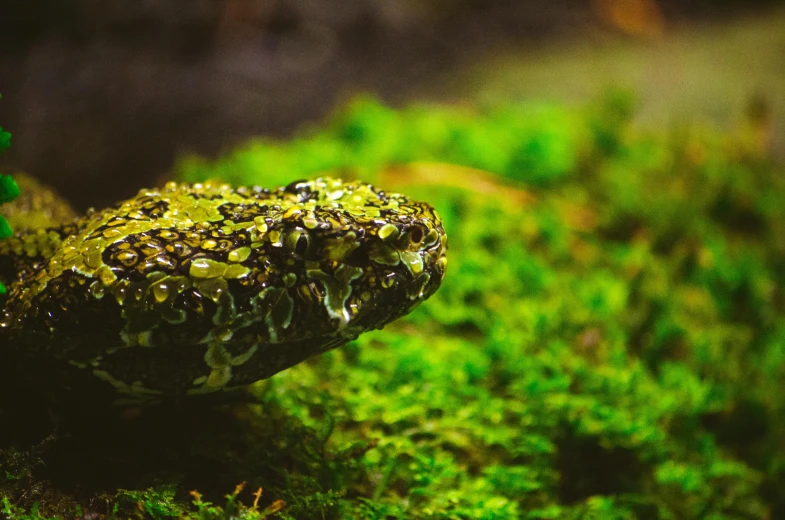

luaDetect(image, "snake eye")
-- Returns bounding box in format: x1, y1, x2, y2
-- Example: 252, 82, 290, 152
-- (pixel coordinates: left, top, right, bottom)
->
283, 179, 313, 202
284, 227, 313, 257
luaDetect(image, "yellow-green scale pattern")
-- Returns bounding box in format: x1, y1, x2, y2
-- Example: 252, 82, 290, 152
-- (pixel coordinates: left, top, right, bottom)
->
0, 178, 447, 401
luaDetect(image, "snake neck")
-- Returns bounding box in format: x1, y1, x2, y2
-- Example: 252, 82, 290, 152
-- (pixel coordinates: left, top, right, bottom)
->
0, 172, 79, 297
0, 228, 69, 289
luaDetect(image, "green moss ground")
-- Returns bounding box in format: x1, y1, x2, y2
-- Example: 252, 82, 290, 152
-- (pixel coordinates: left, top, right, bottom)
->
2, 92, 784, 518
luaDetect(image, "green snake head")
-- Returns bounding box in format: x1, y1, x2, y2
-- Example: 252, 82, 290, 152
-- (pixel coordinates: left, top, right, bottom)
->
0, 177, 447, 400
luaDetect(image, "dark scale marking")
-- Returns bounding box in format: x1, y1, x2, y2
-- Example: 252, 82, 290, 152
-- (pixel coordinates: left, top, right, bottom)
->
0, 177, 447, 402
217, 203, 269, 221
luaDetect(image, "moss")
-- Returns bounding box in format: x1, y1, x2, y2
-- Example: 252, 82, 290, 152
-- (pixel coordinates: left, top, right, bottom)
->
3, 92, 784, 518
0, 93, 18, 295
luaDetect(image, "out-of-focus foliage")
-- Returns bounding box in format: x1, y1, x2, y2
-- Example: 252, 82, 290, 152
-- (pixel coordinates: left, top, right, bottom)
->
0, 94, 20, 296
179, 95, 591, 189
4, 92, 784, 518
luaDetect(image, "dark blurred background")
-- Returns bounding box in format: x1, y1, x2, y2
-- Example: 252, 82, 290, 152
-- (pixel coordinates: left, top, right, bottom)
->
0, 0, 783, 209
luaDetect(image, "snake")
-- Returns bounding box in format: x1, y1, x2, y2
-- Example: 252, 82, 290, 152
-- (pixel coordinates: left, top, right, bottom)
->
0, 176, 447, 403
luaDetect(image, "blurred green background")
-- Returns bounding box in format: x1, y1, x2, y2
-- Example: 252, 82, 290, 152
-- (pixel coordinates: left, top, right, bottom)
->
0, 0, 783, 208
1, 1, 785, 519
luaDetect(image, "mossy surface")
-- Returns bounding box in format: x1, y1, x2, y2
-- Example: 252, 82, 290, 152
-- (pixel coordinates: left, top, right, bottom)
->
2, 92, 784, 518
0, 93, 19, 296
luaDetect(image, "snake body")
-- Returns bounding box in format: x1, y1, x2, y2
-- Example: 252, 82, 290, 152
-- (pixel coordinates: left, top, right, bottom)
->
0, 177, 447, 401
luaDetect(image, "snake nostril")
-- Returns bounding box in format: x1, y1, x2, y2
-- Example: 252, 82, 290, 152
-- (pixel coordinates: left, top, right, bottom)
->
410, 225, 424, 244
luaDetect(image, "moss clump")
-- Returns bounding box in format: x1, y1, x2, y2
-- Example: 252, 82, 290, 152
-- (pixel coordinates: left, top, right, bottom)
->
0, 175, 19, 238
3, 92, 784, 518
